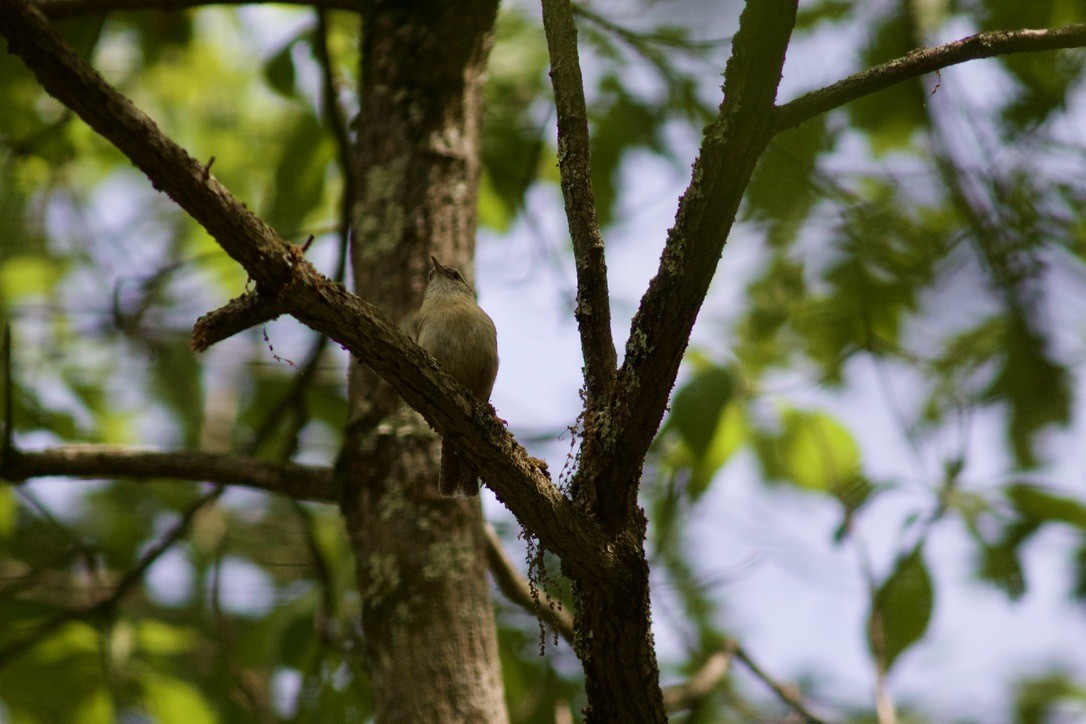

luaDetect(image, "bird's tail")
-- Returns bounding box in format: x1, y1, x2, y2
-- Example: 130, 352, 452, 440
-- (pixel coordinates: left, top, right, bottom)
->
439, 440, 479, 498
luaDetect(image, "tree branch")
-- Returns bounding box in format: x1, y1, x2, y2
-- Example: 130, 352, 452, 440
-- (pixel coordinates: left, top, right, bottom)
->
660, 647, 733, 713
2, 445, 336, 501
2, 444, 582, 651
37, 0, 358, 19
732, 643, 826, 723
540, 0, 617, 411
191, 290, 288, 352
774, 23, 1086, 133
0, 0, 614, 582
585, 0, 798, 521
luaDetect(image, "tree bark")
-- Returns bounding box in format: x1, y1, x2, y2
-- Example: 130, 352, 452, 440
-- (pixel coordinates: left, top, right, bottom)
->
337, 1, 506, 721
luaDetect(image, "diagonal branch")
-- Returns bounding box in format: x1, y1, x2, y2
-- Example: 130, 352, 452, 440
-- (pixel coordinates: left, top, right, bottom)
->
541, 0, 617, 410
0, 0, 614, 581
774, 23, 1086, 133
37, 0, 358, 19
661, 647, 733, 713
732, 643, 826, 723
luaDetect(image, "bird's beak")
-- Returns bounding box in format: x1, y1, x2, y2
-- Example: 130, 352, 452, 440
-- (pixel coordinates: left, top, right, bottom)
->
430, 255, 443, 272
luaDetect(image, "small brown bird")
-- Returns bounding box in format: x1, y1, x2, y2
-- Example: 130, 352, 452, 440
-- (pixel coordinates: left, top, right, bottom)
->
416, 256, 499, 497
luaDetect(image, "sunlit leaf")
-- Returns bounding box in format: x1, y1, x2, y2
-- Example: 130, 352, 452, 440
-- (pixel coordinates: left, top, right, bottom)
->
776, 409, 861, 492
0, 486, 15, 539
143, 673, 217, 724
71, 687, 114, 724
136, 620, 197, 656
0, 255, 64, 300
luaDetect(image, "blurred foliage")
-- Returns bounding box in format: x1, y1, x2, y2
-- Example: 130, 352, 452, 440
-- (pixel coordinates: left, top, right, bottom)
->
1, 0, 1085, 721
651, 0, 1086, 718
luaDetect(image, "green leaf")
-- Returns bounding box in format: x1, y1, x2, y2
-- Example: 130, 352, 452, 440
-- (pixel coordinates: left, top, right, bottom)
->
734, 254, 808, 373
71, 687, 114, 724
143, 673, 217, 724
776, 409, 861, 492
264, 40, 297, 98
794, 0, 854, 30
1013, 670, 1086, 724
662, 365, 747, 496
868, 546, 933, 673
669, 366, 738, 460
979, 521, 1034, 600
745, 117, 832, 246
480, 9, 550, 231
984, 314, 1071, 467
263, 110, 333, 236
0, 255, 64, 300
0, 486, 15, 539
1006, 483, 1086, 529
978, 0, 1086, 128
148, 339, 205, 448
589, 78, 667, 227
135, 620, 197, 656
1072, 541, 1086, 603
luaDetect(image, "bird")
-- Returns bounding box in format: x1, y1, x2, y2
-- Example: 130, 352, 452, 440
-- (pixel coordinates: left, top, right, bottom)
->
415, 255, 499, 497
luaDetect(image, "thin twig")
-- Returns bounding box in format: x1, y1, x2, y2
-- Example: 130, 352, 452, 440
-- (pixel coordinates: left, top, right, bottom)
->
774, 24, 1086, 134
732, 642, 827, 723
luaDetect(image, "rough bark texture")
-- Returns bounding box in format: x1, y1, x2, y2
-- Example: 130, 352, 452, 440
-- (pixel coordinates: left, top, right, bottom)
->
337, 1, 507, 721
12, 0, 1077, 719
557, 2, 799, 720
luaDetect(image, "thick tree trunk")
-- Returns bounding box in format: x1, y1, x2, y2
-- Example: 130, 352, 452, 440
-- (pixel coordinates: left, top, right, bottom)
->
339, 1, 505, 721
573, 543, 666, 721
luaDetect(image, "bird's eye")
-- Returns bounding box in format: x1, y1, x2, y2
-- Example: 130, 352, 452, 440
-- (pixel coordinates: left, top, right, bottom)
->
450, 270, 462, 281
